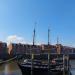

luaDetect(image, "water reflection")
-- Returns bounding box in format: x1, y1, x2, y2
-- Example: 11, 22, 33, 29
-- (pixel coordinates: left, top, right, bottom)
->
0, 60, 75, 75
0, 61, 22, 75
70, 60, 75, 75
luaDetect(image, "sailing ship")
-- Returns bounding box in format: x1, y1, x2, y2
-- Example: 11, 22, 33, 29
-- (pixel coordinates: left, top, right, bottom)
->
18, 28, 71, 75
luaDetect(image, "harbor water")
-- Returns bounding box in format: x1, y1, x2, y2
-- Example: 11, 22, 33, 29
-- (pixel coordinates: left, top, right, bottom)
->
0, 61, 22, 75
0, 60, 75, 75
70, 60, 75, 75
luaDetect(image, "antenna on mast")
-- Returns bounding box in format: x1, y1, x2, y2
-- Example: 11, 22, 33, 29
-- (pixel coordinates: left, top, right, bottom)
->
57, 36, 59, 45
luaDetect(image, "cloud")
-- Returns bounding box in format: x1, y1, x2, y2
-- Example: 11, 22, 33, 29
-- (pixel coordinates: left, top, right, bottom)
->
6, 35, 26, 45
6, 35, 42, 45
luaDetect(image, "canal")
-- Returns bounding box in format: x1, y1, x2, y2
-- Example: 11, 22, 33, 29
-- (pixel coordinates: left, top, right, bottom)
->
0, 60, 75, 75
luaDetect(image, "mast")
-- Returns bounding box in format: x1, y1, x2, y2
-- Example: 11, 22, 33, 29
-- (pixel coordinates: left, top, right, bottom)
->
48, 27, 50, 73
57, 36, 61, 55
31, 23, 36, 75
33, 28, 35, 45
33, 22, 36, 46
31, 29, 35, 75
48, 28, 50, 45
57, 36, 59, 45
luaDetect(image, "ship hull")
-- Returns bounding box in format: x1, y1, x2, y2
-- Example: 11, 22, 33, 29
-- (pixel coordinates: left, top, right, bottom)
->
18, 64, 65, 75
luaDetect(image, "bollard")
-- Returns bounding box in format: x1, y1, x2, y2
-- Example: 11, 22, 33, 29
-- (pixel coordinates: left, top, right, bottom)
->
63, 54, 70, 75
63, 55, 65, 75
66, 55, 70, 75
48, 53, 50, 75
31, 53, 34, 75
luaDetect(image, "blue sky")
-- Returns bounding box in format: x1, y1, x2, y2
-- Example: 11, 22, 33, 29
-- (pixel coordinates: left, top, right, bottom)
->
0, 0, 75, 46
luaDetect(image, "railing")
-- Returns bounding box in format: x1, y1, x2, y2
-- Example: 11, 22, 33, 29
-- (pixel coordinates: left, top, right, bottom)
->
17, 53, 70, 75
0, 56, 17, 64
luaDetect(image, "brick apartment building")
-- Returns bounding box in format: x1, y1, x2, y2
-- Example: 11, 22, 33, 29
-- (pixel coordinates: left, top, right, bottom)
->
8, 43, 26, 56
8, 43, 41, 56
0, 41, 8, 59
8, 43, 75, 57
41, 44, 58, 54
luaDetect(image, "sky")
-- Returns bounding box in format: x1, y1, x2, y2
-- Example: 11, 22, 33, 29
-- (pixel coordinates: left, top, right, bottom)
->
0, 0, 75, 46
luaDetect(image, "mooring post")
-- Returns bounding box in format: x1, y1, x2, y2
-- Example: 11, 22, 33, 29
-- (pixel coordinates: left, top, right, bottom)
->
63, 54, 65, 75
48, 50, 50, 75
31, 53, 34, 75
66, 55, 68, 71
67, 55, 70, 75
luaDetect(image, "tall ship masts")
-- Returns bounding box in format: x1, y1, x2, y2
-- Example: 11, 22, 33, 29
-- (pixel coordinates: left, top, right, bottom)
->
33, 28, 36, 46
48, 28, 50, 45
57, 36, 59, 45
